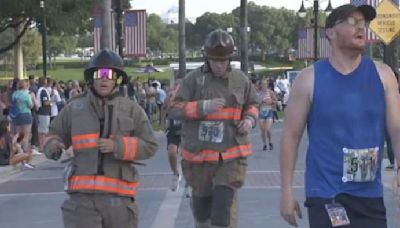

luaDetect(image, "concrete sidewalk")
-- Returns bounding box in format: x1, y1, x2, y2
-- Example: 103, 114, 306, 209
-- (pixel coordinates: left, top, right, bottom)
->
0, 153, 48, 183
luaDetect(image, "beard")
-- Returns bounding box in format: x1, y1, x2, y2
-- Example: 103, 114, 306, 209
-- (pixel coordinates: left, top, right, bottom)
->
336, 37, 366, 55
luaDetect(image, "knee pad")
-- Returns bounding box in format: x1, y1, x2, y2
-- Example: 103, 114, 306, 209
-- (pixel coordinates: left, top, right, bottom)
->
192, 196, 212, 222
210, 185, 235, 227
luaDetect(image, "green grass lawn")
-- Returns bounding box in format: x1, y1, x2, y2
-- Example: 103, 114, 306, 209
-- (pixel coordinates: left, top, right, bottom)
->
0, 67, 173, 83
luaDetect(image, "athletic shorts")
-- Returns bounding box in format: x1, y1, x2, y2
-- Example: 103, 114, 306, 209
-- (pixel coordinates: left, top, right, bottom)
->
12, 113, 32, 126
37, 115, 50, 134
305, 193, 387, 228
259, 110, 274, 120
166, 129, 181, 146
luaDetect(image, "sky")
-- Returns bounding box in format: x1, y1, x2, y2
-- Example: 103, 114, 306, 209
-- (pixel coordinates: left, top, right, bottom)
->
130, 0, 350, 20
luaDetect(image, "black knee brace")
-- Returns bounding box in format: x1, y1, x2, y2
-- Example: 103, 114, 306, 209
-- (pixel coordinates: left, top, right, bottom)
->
211, 185, 235, 227
192, 196, 212, 222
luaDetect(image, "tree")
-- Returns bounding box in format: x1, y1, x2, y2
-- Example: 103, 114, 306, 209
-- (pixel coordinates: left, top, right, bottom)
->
22, 29, 41, 70
147, 14, 166, 53
194, 12, 238, 45
0, 0, 131, 54
232, 2, 299, 60
147, 14, 179, 55
47, 35, 78, 68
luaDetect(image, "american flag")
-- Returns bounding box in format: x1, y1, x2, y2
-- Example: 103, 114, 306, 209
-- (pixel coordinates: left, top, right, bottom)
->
297, 27, 314, 59
350, 0, 380, 43
124, 10, 147, 57
319, 28, 331, 58
93, 13, 116, 53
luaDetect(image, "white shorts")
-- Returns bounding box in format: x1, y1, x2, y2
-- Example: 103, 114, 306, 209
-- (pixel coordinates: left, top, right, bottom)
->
37, 115, 50, 134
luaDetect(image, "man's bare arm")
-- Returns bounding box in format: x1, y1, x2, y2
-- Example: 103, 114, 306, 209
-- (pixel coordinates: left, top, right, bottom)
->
280, 67, 314, 192
378, 64, 400, 169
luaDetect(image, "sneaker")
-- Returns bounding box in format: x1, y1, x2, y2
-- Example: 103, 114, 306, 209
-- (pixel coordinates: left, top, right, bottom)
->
262, 145, 267, 151
385, 164, 395, 170
22, 163, 35, 170
32, 149, 42, 155
269, 143, 274, 150
170, 174, 182, 191
184, 184, 191, 198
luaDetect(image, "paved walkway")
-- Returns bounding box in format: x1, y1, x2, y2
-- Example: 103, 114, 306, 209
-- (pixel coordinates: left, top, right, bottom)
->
0, 124, 399, 227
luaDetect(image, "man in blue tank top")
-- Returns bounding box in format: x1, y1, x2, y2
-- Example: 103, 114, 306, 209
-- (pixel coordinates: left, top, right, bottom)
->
280, 4, 400, 228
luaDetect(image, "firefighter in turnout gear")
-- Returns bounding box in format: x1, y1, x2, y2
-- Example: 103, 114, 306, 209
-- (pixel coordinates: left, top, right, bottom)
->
43, 49, 158, 228
168, 29, 259, 228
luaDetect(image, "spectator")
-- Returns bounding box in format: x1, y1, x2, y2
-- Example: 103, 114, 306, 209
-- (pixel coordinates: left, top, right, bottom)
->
50, 81, 62, 122
57, 81, 66, 111
28, 75, 38, 94
0, 119, 34, 169
36, 77, 51, 149
69, 80, 81, 99
10, 79, 33, 152
64, 80, 72, 100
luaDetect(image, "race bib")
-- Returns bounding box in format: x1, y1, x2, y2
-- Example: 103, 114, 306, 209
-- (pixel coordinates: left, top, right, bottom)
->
198, 121, 224, 143
325, 203, 351, 227
342, 147, 379, 183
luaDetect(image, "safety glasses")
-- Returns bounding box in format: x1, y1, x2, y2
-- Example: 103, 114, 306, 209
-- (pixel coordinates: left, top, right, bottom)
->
93, 68, 118, 80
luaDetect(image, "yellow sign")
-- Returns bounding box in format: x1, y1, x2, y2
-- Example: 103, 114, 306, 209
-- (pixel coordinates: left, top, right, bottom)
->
370, 0, 400, 45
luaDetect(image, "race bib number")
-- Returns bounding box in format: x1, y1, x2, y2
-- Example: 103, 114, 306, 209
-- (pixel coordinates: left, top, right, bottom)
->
342, 147, 379, 183
198, 121, 224, 143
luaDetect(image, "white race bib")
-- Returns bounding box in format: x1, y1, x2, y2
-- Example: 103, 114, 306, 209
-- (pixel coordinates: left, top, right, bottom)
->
342, 147, 379, 183
198, 121, 224, 143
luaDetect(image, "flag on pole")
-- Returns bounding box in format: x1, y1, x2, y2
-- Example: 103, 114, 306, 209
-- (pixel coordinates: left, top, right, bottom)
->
93, 13, 116, 53
297, 27, 314, 59
124, 10, 147, 57
319, 28, 331, 58
350, 0, 380, 43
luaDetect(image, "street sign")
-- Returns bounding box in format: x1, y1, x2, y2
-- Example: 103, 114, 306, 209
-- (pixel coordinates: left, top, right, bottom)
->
369, 0, 400, 45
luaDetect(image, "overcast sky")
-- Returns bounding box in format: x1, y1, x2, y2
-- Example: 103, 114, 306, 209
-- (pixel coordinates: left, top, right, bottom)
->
130, 0, 350, 19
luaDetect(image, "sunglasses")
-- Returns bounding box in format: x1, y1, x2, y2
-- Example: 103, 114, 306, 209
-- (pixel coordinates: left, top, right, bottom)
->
93, 68, 118, 80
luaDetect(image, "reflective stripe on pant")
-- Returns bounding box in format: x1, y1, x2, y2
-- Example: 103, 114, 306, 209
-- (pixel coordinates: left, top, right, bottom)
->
61, 193, 138, 228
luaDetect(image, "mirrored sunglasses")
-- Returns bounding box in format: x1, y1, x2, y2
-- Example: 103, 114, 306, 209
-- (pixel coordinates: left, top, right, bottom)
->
93, 68, 118, 80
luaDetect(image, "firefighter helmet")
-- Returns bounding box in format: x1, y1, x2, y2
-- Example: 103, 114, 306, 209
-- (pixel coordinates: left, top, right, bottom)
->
84, 49, 128, 85
204, 29, 235, 60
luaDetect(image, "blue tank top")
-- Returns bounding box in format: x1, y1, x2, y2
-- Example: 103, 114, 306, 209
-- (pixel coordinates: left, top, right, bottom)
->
306, 57, 385, 198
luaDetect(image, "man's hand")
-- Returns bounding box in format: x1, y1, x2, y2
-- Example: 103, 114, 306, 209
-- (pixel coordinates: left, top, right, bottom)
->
237, 118, 253, 134
44, 139, 65, 160
203, 98, 225, 114
280, 190, 302, 227
98, 138, 115, 153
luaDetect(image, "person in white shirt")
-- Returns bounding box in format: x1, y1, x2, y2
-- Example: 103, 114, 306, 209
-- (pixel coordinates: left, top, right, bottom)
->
50, 81, 61, 121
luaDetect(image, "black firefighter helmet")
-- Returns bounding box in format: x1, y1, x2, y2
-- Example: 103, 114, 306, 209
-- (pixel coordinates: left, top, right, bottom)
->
204, 29, 235, 61
84, 49, 128, 85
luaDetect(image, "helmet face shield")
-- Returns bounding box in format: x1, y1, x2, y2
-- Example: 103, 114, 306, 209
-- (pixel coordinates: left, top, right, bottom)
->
94, 68, 118, 80
84, 49, 128, 85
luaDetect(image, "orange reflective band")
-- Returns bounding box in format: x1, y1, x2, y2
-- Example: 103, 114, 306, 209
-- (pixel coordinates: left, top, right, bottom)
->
68, 175, 139, 197
245, 106, 259, 117
72, 133, 99, 151
182, 144, 253, 163
206, 108, 242, 120
123, 137, 138, 161
186, 101, 198, 118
